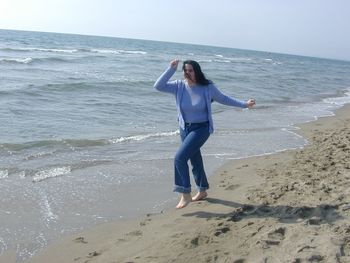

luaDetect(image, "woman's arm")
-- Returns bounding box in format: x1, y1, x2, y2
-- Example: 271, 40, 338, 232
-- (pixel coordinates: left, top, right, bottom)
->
210, 84, 251, 108
153, 60, 180, 94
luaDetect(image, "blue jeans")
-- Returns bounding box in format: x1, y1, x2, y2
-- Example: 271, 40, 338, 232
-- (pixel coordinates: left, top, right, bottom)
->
174, 121, 210, 193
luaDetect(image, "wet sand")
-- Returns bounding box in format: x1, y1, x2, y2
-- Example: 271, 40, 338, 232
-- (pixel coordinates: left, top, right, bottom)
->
23, 105, 350, 263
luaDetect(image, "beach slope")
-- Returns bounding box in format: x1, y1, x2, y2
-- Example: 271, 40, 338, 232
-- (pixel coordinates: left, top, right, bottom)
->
26, 105, 350, 263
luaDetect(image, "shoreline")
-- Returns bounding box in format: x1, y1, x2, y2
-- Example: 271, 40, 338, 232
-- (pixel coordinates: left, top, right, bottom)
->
14, 104, 350, 262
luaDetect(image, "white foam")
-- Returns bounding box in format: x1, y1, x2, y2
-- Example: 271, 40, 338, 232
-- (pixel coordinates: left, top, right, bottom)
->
198, 59, 213, 63
118, 50, 147, 55
16, 47, 77, 53
230, 57, 252, 62
0, 170, 8, 179
323, 87, 350, 106
32, 167, 71, 182
0, 236, 7, 254
40, 194, 58, 222
0, 57, 33, 64
215, 59, 231, 63
109, 131, 179, 144
91, 49, 147, 55
18, 171, 26, 179
91, 49, 120, 54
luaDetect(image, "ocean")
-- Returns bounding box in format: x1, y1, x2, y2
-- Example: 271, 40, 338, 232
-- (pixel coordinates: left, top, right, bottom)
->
1, 29, 350, 261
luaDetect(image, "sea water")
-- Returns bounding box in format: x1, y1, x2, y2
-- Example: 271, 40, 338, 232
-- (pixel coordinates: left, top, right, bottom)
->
1, 29, 350, 261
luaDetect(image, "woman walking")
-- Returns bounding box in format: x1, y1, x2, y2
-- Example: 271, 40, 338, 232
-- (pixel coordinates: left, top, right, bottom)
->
154, 59, 255, 209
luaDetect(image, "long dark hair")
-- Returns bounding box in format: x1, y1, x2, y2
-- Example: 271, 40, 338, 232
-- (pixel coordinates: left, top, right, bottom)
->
182, 60, 212, 86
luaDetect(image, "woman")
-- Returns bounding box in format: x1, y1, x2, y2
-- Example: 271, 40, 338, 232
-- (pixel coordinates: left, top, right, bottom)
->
154, 59, 255, 209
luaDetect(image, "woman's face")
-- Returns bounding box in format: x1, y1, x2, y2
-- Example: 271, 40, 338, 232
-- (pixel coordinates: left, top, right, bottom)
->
183, 64, 196, 83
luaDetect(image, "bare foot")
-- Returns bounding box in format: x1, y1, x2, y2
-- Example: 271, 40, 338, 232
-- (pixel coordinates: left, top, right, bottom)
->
176, 193, 192, 209
192, 191, 207, 201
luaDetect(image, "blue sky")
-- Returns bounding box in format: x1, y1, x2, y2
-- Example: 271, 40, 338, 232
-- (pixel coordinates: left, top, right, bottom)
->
1, 0, 350, 60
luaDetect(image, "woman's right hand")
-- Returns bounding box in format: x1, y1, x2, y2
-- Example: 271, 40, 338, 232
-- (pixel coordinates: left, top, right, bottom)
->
246, 99, 256, 108
170, 59, 180, 70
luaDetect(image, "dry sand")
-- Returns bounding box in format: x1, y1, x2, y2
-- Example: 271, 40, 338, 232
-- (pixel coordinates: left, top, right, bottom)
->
21, 105, 350, 263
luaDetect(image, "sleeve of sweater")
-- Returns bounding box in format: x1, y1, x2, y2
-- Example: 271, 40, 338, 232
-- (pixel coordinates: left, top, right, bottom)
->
153, 66, 178, 94
210, 84, 248, 108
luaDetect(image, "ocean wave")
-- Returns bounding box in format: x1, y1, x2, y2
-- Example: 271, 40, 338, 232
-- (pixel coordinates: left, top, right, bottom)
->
2, 47, 78, 53
0, 167, 26, 178
109, 131, 179, 144
1, 138, 108, 152
199, 57, 253, 64
40, 80, 151, 92
90, 49, 120, 54
214, 59, 231, 63
198, 59, 213, 63
32, 166, 71, 182
230, 57, 253, 62
0, 160, 112, 180
90, 49, 147, 55
323, 87, 350, 106
0, 57, 33, 64
213, 54, 254, 63
37, 57, 72, 63
263, 58, 283, 65
0, 79, 152, 97
0, 56, 73, 65
1, 46, 147, 59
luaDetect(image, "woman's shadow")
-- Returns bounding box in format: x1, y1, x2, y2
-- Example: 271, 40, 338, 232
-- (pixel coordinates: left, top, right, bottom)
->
183, 197, 344, 224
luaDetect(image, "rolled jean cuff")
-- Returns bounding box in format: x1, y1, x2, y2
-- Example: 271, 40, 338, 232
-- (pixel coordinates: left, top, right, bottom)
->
173, 185, 191, 194
197, 186, 209, 192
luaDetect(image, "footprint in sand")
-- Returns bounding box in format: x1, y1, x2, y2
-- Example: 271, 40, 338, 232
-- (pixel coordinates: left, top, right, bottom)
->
115, 230, 143, 245
219, 180, 227, 188
220, 170, 228, 175
74, 236, 88, 244
339, 238, 350, 258
297, 245, 316, 253
225, 184, 240, 191
260, 227, 286, 248
185, 234, 212, 248
307, 216, 322, 225
86, 250, 101, 258
267, 227, 286, 241
236, 164, 249, 170
139, 217, 152, 226
214, 226, 230, 236
214, 222, 231, 236
126, 230, 143, 237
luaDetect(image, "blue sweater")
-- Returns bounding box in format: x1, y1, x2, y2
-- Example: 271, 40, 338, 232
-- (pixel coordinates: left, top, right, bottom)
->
154, 66, 248, 134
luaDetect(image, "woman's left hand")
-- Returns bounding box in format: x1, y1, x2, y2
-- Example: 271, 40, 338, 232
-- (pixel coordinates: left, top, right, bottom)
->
246, 99, 256, 108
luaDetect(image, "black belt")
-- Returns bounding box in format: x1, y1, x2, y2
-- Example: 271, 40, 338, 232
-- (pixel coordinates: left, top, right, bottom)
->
184, 121, 209, 127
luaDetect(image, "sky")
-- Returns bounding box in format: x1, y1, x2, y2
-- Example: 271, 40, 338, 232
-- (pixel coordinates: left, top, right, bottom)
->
1, 0, 350, 61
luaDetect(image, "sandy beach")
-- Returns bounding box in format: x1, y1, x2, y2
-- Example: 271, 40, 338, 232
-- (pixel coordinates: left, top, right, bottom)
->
14, 104, 350, 263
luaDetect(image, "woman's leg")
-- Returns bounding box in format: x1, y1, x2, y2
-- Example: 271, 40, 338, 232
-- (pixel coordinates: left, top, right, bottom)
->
190, 150, 209, 201
174, 124, 210, 208
191, 149, 209, 190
